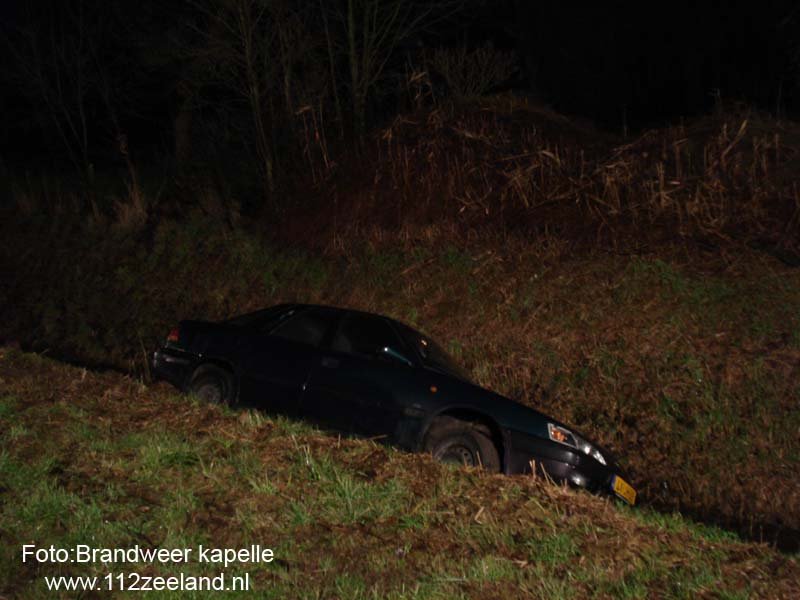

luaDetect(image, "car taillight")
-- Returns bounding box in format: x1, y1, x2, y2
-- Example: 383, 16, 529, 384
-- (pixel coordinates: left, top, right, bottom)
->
166, 327, 179, 343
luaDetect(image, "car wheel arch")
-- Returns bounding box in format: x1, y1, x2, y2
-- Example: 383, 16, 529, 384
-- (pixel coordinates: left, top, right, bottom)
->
420, 408, 507, 473
187, 360, 239, 403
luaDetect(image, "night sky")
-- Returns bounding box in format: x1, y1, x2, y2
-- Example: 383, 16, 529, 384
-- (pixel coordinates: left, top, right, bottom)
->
478, 1, 799, 128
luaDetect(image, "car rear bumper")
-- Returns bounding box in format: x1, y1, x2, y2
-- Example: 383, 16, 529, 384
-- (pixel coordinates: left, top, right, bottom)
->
505, 429, 636, 504
151, 348, 195, 390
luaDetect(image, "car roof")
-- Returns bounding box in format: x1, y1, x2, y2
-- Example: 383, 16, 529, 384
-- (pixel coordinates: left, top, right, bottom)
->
280, 303, 402, 324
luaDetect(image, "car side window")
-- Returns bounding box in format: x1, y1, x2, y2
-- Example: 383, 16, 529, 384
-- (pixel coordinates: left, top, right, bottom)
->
242, 309, 293, 332
331, 315, 405, 360
268, 309, 335, 347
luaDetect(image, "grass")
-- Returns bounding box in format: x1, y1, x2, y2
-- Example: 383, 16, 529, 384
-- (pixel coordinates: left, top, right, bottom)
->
2, 210, 800, 554
1, 348, 798, 598
353, 98, 800, 261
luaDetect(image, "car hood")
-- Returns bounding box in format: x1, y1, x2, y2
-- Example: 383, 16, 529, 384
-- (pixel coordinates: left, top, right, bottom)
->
442, 375, 618, 465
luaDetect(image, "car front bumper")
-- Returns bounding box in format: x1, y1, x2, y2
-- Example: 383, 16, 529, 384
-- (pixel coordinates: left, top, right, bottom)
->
505, 429, 636, 505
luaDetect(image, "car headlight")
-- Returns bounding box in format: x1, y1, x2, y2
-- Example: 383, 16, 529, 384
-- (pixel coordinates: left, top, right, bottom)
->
548, 423, 606, 466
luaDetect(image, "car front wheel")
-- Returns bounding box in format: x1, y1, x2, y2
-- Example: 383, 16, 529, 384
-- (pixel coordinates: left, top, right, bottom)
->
187, 364, 235, 407
424, 416, 501, 472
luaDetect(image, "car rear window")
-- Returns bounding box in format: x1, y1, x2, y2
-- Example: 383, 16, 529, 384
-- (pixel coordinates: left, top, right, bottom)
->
268, 308, 336, 347
225, 305, 291, 328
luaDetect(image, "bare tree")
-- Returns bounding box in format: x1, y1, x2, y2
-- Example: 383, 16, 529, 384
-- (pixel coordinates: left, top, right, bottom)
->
187, 0, 333, 202
320, 0, 345, 138
236, 0, 277, 196
430, 42, 518, 100
324, 0, 465, 136
4, 2, 100, 212
168, 0, 471, 206
186, 0, 280, 202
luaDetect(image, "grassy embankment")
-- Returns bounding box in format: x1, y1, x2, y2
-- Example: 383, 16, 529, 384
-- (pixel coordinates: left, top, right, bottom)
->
2, 97, 800, 596
1, 348, 799, 598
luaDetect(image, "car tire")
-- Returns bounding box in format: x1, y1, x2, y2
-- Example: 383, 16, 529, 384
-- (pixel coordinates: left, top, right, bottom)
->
424, 416, 501, 472
187, 364, 235, 407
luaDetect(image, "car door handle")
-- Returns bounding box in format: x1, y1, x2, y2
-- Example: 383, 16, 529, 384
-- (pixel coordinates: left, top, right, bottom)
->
321, 357, 340, 369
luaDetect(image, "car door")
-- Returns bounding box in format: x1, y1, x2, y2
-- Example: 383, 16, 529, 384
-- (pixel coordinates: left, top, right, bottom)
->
237, 307, 338, 416
302, 313, 417, 438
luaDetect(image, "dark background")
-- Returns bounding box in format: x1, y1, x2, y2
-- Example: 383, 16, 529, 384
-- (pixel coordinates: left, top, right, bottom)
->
1, 0, 798, 184
467, 1, 800, 129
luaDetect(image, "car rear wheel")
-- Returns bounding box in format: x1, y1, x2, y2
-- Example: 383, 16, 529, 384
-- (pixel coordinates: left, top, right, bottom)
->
424, 416, 501, 472
187, 365, 235, 407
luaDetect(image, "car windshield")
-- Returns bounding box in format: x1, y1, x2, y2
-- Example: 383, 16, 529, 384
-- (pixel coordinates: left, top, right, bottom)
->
395, 322, 471, 381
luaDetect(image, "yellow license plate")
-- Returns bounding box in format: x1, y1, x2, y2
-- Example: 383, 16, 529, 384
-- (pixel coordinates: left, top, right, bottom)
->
612, 475, 637, 505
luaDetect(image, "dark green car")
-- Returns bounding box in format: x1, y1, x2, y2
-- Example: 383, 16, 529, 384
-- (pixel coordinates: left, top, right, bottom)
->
152, 303, 637, 505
